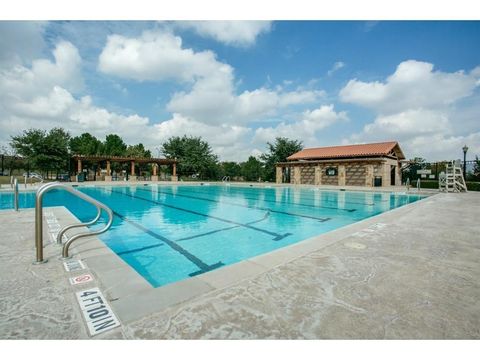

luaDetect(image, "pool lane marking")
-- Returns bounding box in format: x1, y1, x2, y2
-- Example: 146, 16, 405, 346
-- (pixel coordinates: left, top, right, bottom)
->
108, 189, 291, 241
116, 211, 272, 256
175, 185, 357, 212
137, 187, 331, 222
112, 210, 224, 276
176, 211, 271, 243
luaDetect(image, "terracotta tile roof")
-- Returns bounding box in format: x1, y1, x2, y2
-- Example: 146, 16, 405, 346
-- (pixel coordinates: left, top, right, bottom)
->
287, 141, 405, 161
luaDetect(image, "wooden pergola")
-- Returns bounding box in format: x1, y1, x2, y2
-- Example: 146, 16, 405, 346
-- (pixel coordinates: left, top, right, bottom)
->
72, 155, 177, 181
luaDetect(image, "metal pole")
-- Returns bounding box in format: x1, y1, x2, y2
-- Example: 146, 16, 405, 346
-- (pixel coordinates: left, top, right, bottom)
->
463, 150, 467, 180
14, 178, 19, 211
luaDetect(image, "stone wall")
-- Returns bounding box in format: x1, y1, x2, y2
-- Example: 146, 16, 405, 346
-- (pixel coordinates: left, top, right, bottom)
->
321, 163, 338, 185
346, 164, 367, 186
281, 158, 399, 187
300, 166, 315, 184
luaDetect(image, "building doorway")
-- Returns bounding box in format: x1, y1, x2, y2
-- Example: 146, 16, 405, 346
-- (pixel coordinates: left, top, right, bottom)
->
391, 165, 396, 186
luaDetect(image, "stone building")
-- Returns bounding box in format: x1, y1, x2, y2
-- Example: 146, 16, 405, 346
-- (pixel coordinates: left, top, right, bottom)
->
276, 141, 405, 187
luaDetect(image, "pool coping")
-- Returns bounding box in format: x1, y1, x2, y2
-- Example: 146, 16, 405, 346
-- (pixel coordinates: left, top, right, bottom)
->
0, 179, 437, 196
48, 185, 437, 325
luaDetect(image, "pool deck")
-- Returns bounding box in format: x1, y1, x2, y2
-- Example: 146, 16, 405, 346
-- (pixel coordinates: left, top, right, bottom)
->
0, 187, 479, 339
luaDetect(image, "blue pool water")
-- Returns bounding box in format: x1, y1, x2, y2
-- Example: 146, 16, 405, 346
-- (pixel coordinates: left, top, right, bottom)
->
0, 184, 425, 287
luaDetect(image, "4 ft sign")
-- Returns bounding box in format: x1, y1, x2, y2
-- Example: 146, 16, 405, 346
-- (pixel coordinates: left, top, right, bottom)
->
76, 288, 120, 336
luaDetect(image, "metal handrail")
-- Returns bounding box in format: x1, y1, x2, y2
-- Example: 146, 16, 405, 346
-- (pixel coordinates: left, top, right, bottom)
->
56, 207, 102, 245
25, 174, 44, 188
13, 178, 19, 211
34, 182, 114, 264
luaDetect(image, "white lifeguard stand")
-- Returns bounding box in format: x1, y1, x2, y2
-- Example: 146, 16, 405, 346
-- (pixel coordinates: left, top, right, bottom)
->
439, 160, 467, 193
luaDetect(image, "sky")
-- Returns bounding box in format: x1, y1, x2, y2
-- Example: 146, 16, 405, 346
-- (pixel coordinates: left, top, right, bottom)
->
0, 20, 479, 161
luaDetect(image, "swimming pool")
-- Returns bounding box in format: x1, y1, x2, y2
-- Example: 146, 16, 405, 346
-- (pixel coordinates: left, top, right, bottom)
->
0, 184, 425, 287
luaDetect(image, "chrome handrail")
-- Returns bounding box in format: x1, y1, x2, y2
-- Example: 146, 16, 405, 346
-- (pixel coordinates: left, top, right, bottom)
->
56, 207, 102, 245
34, 182, 114, 264
13, 178, 19, 211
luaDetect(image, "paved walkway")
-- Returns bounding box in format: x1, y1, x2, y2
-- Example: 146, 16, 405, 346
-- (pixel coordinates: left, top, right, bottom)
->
0, 192, 479, 339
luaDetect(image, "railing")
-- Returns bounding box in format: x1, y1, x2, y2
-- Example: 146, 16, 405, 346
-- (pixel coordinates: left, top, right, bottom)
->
25, 174, 44, 188
34, 182, 113, 264
13, 178, 19, 211
222, 176, 230, 182
416, 178, 421, 191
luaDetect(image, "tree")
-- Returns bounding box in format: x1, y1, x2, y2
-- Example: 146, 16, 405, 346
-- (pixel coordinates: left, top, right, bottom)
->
161, 135, 218, 179
0, 146, 23, 175
102, 134, 127, 156
220, 161, 242, 179
70, 133, 103, 155
403, 157, 427, 181
241, 156, 264, 182
126, 143, 151, 158
10, 128, 70, 175
260, 137, 303, 181
473, 155, 480, 181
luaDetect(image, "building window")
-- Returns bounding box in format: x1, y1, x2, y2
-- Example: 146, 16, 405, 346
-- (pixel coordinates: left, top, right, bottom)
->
325, 167, 337, 176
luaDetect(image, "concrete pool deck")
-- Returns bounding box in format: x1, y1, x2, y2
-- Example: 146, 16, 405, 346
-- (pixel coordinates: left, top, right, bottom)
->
0, 189, 479, 339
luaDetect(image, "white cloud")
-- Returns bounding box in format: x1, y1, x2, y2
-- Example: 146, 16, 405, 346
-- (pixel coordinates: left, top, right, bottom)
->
327, 61, 345, 76
340, 60, 478, 114
0, 40, 83, 104
0, 22, 47, 66
254, 104, 348, 145
98, 30, 227, 82
341, 60, 480, 160
174, 21, 272, 47
0, 41, 150, 147
98, 29, 324, 126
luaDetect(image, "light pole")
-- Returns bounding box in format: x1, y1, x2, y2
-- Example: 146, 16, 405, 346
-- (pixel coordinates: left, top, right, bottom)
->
462, 145, 468, 180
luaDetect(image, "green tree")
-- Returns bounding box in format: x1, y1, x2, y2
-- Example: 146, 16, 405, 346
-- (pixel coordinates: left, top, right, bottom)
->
241, 156, 264, 182
403, 157, 426, 181
221, 161, 242, 179
102, 134, 127, 156
472, 155, 480, 181
126, 143, 152, 158
10, 128, 70, 175
260, 137, 303, 181
161, 135, 218, 179
70, 133, 103, 155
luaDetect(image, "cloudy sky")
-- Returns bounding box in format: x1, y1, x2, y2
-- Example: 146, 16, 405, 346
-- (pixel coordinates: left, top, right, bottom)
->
0, 20, 479, 161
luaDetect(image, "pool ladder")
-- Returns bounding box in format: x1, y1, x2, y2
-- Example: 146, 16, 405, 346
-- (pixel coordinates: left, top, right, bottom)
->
34, 182, 113, 264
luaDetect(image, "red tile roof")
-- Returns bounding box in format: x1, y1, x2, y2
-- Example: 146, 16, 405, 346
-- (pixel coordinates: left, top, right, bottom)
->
287, 141, 405, 161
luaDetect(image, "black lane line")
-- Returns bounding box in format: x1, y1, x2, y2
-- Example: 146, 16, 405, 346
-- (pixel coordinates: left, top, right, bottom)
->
174, 185, 357, 212
109, 189, 291, 241
112, 210, 224, 276
137, 187, 331, 222
116, 211, 272, 256
176, 211, 271, 243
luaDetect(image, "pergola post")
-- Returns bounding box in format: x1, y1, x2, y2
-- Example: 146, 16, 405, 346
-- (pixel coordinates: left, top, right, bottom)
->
151, 163, 159, 182
129, 160, 137, 181
76, 159, 82, 182
105, 160, 112, 182
171, 161, 178, 182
